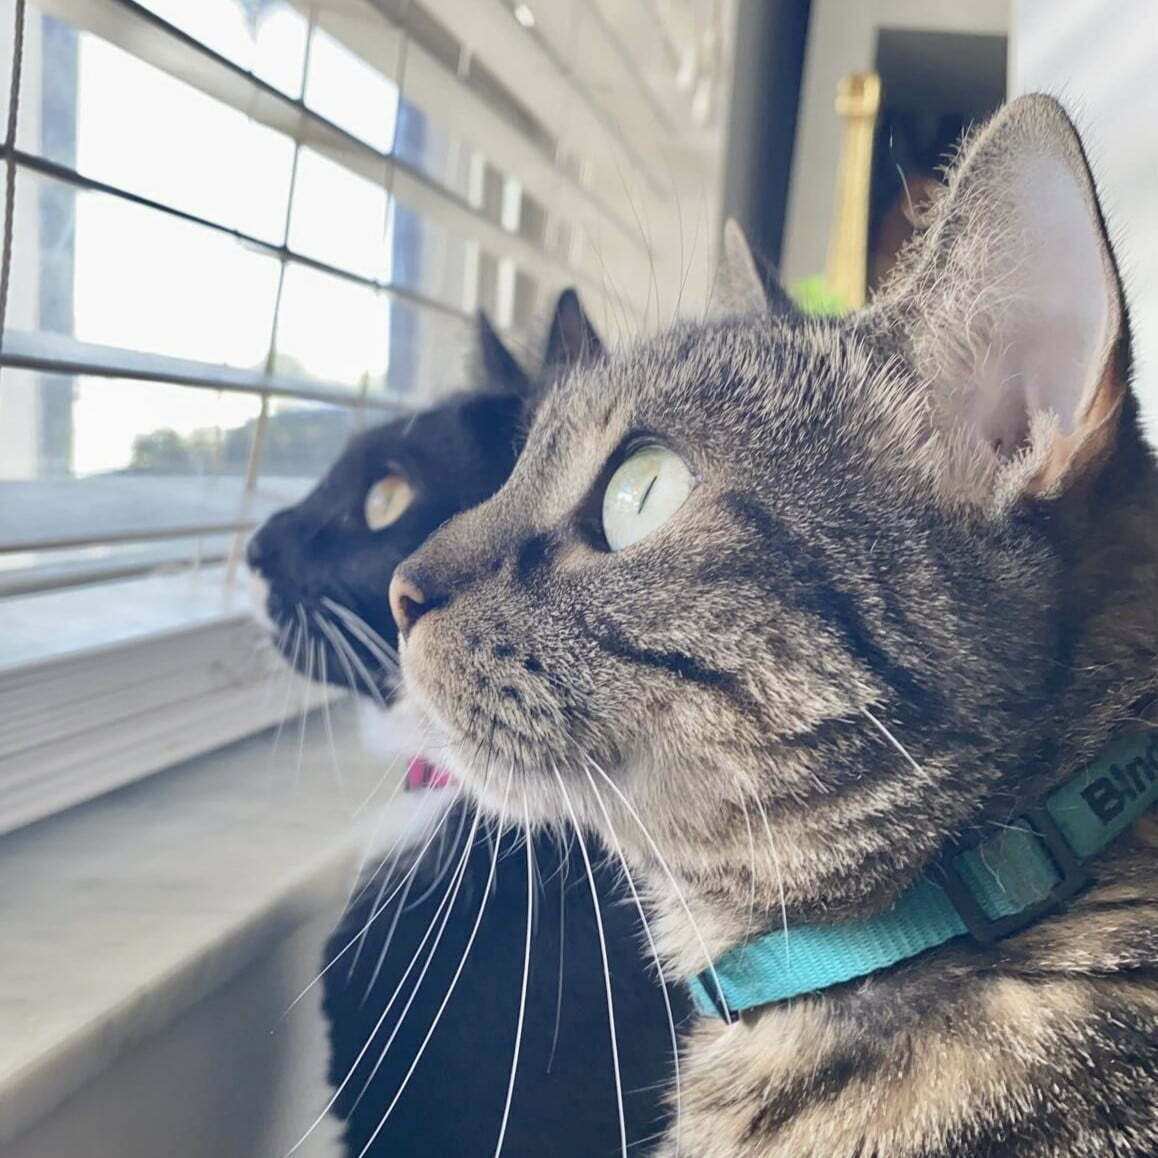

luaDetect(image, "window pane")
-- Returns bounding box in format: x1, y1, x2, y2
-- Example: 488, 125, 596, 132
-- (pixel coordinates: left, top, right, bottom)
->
520, 193, 548, 248
273, 265, 388, 392
512, 270, 539, 334
388, 200, 469, 311
19, 14, 294, 244
0, 371, 271, 587
288, 149, 388, 279
135, 0, 309, 97
394, 98, 474, 202
304, 27, 398, 153
8, 168, 281, 368
386, 302, 473, 404
256, 399, 360, 505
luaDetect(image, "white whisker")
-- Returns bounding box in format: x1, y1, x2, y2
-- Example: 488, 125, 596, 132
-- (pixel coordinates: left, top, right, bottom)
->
586, 759, 734, 1025
316, 615, 388, 709
357, 859, 420, 1005
545, 850, 567, 1075
553, 764, 628, 1158
322, 596, 400, 666
283, 800, 456, 1016
861, 705, 926, 774
283, 807, 482, 1156
315, 644, 346, 793
583, 762, 682, 1154
354, 779, 512, 1157
269, 622, 305, 759
494, 795, 535, 1156
752, 792, 791, 966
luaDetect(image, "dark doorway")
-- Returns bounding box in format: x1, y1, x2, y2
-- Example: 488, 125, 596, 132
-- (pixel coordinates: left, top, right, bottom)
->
868, 30, 1006, 291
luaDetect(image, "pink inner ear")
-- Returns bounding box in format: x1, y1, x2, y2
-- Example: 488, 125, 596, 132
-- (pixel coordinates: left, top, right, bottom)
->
934, 157, 1117, 466
968, 365, 1032, 458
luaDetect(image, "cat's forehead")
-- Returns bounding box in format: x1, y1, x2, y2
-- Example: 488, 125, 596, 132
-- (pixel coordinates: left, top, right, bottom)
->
532, 314, 899, 464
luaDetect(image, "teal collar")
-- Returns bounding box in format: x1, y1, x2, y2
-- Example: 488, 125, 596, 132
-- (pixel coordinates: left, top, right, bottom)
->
689, 729, 1158, 1019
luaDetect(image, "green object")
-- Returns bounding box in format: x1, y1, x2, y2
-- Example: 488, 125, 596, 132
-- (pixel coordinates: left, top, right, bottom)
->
790, 277, 845, 316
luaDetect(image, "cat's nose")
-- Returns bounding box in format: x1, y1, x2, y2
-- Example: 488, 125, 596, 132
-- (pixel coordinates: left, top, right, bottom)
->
246, 528, 276, 574
389, 569, 443, 639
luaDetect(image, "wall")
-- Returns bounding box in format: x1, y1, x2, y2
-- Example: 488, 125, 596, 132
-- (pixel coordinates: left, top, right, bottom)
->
3, 914, 344, 1158
780, 0, 1009, 288
1013, 0, 1158, 435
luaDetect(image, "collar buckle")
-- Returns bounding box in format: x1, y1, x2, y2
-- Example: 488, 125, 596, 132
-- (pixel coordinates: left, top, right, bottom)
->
936, 804, 1091, 944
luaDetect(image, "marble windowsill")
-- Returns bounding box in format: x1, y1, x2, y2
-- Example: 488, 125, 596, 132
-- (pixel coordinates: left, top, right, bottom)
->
0, 701, 440, 1147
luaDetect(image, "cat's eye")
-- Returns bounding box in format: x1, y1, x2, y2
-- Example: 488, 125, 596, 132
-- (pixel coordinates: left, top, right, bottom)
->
364, 475, 414, 531
601, 445, 694, 551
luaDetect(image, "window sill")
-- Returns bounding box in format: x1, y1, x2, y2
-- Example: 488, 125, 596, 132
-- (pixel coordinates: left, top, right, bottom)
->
0, 567, 345, 836
0, 701, 437, 1147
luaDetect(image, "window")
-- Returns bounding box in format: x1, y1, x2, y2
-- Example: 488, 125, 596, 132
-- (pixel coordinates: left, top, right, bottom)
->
0, 0, 730, 832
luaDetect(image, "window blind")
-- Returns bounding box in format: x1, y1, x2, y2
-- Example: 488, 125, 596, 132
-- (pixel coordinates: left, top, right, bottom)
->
0, 0, 733, 832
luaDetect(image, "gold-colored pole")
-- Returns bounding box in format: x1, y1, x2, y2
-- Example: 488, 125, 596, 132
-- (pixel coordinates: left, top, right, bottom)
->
825, 72, 881, 311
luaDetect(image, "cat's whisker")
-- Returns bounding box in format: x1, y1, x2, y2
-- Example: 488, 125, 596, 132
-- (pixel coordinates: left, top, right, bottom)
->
752, 792, 791, 966
313, 614, 363, 700
344, 809, 490, 1117
268, 621, 305, 761
740, 798, 758, 939
493, 794, 535, 1157
357, 858, 420, 1007
313, 613, 386, 709
314, 643, 346, 793
552, 764, 628, 1158
323, 618, 390, 709
293, 608, 315, 788
344, 776, 448, 980
322, 596, 401, 670
860, 705, 927, 775
408, 797, 473, 909
353, 777, 513, 1158
612, 153, 660, 329
283, 806, 482, 1157
329, 600, 401, 667
586, 758, 734, 1025
356, 801, 469, 999
545, 849, 568, 1076
283, 799, 457, 1016
583, 761, 683, 1154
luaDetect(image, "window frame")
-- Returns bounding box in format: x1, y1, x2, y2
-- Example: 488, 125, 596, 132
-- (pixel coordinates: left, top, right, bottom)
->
0, 0, 725, 836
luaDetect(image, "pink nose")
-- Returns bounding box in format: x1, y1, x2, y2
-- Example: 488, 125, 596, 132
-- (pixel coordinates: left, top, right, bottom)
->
389, 571, 432, 638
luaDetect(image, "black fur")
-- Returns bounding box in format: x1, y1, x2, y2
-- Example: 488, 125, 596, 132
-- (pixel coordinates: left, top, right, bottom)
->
325, 803, 689, 1156
249, 299, 690, 1155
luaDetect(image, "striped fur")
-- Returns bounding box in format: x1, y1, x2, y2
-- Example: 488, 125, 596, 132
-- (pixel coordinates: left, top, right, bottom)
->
397, 97, 1158, 1154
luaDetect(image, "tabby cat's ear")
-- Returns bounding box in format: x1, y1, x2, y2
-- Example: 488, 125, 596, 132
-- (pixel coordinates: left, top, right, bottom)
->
711, 219, 796, 318
898, 94, 1128, 497
542, 288, 603, 373
477, 311, 534, 398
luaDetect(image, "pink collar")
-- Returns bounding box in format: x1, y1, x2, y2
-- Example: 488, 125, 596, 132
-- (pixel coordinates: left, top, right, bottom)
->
405, 756, 455, 792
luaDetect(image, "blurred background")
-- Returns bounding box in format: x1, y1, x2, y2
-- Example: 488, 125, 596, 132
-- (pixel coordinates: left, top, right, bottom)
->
0, 1, 1155, 1155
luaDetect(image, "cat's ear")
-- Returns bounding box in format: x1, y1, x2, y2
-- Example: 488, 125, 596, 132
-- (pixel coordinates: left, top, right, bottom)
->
542, 288, 603, 373
477, 311, 534, 398
711, 219, 795, 317
897, 95, 1129, 497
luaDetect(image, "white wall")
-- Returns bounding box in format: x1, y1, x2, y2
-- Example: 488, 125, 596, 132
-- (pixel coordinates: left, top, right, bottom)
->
3, 914, 343, 1158
1013, 0, 1158, 436
781, 0, 1009, 287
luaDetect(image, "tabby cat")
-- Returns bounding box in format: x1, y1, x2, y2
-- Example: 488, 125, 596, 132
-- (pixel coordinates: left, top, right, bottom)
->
248, 295, 687, 1156
390, 96, 1158, 1156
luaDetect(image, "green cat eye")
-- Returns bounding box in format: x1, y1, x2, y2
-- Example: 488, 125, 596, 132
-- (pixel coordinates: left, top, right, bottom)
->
364, 474, 414, 531
601, 445, 694, 552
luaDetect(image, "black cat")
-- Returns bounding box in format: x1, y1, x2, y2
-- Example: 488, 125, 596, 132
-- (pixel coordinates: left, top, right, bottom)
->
248, 293, 687, 1157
